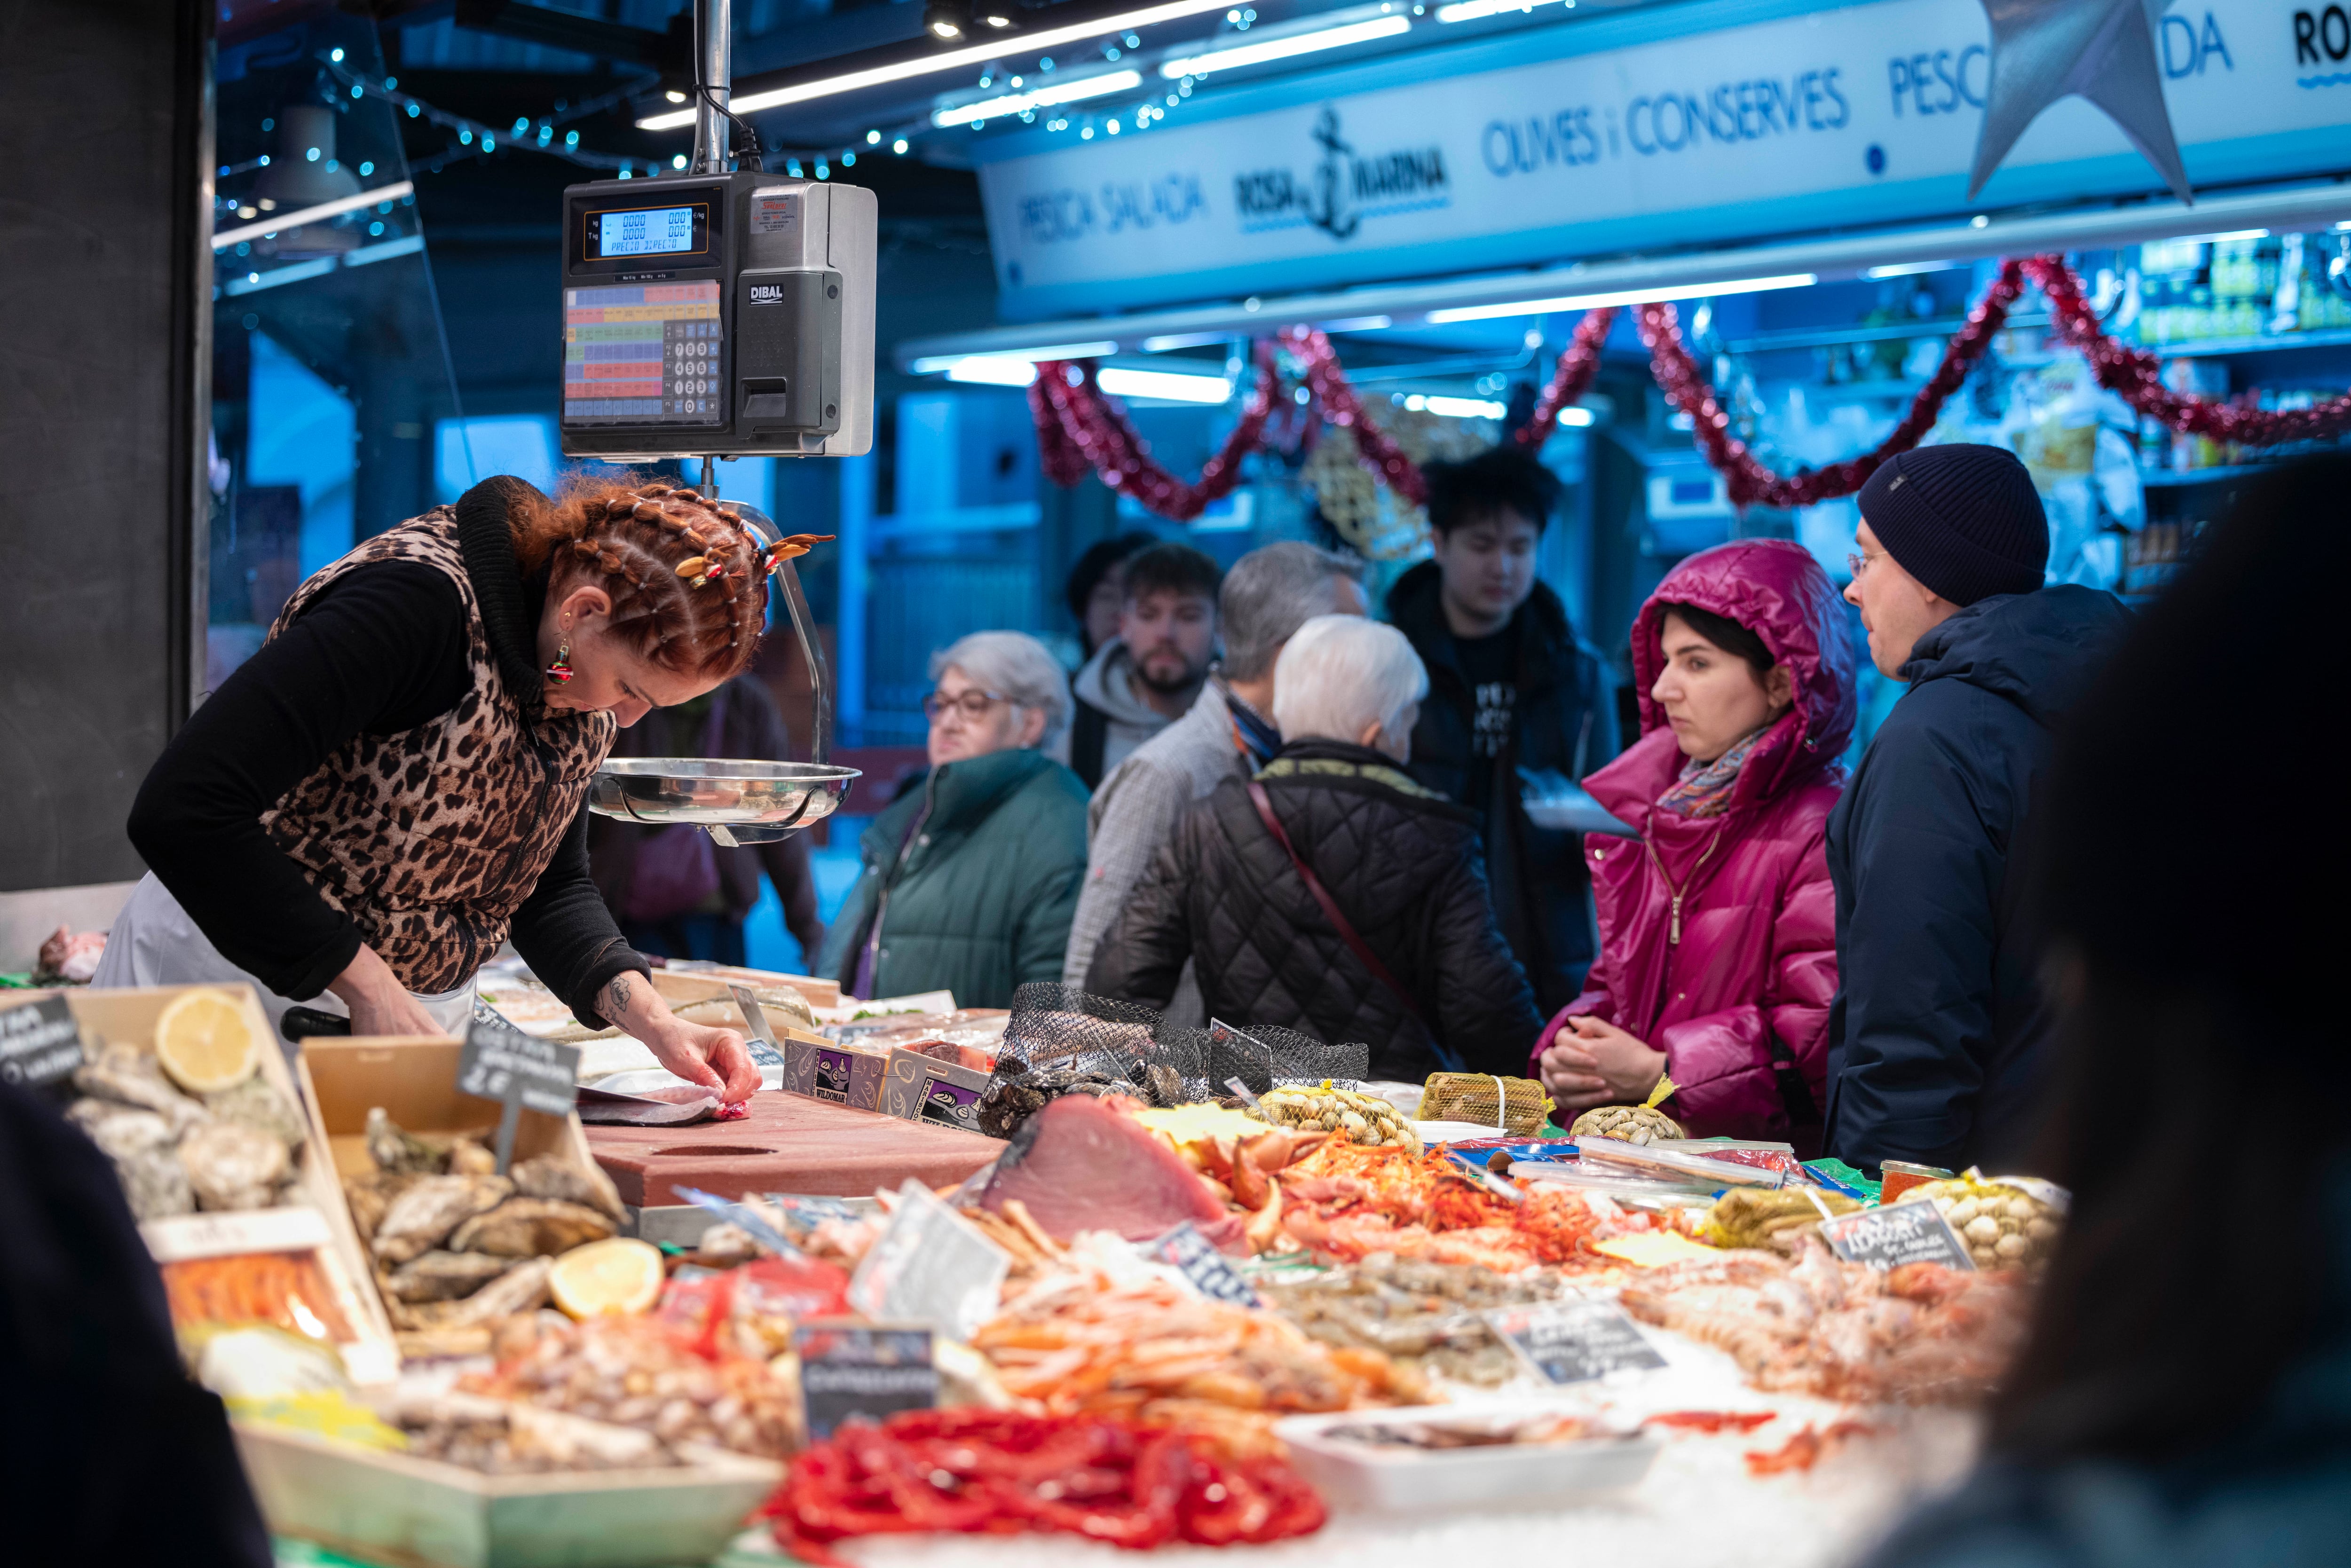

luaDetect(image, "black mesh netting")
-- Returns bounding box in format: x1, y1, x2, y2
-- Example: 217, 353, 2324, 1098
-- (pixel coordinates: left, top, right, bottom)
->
975, 985, 1369, 1139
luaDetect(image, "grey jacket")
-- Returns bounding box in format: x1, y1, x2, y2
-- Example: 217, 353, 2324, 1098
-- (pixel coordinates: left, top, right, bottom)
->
1061, 681, 1248, 1024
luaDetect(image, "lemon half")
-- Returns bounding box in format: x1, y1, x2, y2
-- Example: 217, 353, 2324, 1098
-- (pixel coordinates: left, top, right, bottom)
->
550, 1237, 667, 1319
154, 989, 263, 1095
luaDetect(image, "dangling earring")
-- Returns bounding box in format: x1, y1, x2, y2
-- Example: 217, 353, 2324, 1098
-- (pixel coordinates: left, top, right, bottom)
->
547, 620, 575, 685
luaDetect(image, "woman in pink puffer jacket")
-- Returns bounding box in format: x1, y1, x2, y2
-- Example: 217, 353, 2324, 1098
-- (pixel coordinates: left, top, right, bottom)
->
1532, 539, 1856, 1146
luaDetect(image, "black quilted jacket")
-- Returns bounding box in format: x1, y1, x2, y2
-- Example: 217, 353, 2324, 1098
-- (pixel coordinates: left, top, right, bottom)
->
1084, 740, 1545, 1080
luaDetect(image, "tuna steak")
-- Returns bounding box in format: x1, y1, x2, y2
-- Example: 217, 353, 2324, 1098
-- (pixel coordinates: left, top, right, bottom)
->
978, 1095, 1239, 1247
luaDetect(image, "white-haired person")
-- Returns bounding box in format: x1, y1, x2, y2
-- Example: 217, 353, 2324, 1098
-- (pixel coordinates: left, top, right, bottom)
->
816, 631, 1089, 1009
1061, 541, 1368, 1024
1087, 616, 1543, 1079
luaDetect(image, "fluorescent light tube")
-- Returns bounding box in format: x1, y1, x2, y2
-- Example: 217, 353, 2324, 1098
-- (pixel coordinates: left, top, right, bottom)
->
1320, 314, 1394, 331
1159, 15, 1410, 78
1862, 260, 1961, 279
639, 0, 1238, 126
212, 181, 414, 249
1141, 331, 1230, 351
1097, 366, 1231, 402
933, 68, 1140, 127
1426, 272, 1816, 323
943, 356, 1042, 386
1435, 0, 1568, 23
1420, 395, 1507, 418
910, 340, 1119, 375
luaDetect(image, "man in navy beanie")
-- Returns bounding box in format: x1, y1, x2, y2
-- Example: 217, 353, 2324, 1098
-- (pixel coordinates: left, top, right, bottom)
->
1822, 443, 2130, 1173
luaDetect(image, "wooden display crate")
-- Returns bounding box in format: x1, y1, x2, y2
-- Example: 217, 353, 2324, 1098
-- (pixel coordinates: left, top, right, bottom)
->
8, 984, 401, 1384
235, 1419, 779, 1568
646, 964, 840, 1011
296, 1036, 619, 1359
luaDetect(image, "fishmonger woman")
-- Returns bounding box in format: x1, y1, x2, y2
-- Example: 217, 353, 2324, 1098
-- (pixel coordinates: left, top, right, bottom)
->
96, 475, 798, 1100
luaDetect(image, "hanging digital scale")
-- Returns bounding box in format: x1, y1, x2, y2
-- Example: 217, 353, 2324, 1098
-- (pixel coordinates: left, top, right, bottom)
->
557, 171, 876, 461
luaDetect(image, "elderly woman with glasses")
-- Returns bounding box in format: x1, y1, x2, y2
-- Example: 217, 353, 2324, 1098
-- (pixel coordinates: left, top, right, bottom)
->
1087, 616, 1544, 1080
815, 631, 1090, 1008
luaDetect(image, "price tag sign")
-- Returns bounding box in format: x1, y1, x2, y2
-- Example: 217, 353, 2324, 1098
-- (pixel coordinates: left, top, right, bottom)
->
1147, 1221, 1263, 1308
456, 1013, 581, 1173
727, 984, 788, 1072
845, 1180, 1010, 1338
1818, 1201, 1977, 1273
0, 996, 81, 1089
794, 1321, 936, 1441
1484, 1297, 1668, 1386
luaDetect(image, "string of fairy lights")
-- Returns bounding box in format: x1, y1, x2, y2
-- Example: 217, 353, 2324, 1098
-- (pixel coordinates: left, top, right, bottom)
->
214, 9, 1361, 201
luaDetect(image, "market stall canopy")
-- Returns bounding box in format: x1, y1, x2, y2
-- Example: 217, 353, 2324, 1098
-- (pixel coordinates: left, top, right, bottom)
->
903, 0, 2349, 345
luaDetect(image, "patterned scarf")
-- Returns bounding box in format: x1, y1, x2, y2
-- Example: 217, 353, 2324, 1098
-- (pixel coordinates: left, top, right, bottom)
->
1223, 683, 1283, 770
1657, 723, 1771, 819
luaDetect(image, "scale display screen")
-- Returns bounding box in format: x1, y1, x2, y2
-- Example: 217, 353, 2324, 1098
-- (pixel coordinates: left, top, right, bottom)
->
588, 203, 705, 259
562, 281, 724, 425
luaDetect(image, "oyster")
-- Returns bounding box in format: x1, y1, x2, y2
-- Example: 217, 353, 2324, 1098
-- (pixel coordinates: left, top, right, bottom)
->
204, 1076, 307, 1155
449, 1139, 499, 1176
115, 1148, 196, 1219
344, 1168, 421, 1245
373, 1174, 514, 1264
67, 1099, 177, 1161
450, 1198, 617, 1258
73, 1044, 207, 1136
410, 1256, 554, 1327
511, 1155, 625, 1222
178, 1119, 292, 1212
387, 1250, 520, 1303
367, 1107, 449, 1175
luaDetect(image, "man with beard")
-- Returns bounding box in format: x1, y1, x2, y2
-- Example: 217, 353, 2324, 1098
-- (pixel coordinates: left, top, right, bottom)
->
1057, 542, 1223, 790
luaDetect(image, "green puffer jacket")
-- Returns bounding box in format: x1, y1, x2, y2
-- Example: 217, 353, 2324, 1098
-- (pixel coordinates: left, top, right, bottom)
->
814, 747, 1090, 1009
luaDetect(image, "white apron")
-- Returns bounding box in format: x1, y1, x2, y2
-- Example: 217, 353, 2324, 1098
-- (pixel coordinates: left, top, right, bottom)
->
93, 873, 478, 1049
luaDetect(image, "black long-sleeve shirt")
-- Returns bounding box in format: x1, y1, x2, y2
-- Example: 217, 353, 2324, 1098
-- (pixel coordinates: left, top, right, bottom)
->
128, 549, 647, 1026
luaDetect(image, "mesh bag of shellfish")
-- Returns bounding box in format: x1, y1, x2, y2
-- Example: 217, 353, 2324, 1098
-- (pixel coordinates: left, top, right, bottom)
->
996, 984, 1165, 1080
1418, 1072, 1554, 1135
1191, 1020, 1367, 1095
976, 986, 1198, 1136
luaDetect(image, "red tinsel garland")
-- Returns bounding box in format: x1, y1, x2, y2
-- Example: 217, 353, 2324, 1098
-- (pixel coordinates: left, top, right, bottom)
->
1280, 326, 1429, 507
2023, 255, 2351, 444
1638, 260, 2028, 509
1515, 306, 1618, 450
1029, 254, 2351, 520
1028, 343, 1279, 521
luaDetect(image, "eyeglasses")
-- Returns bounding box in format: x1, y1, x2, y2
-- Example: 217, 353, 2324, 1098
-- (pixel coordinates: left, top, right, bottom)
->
922, 688, 1012, 721
1846, 550, 1885, 581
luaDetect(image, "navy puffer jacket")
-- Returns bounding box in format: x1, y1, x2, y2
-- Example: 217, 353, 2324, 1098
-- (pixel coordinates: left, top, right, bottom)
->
1822, 585, 2131, 1172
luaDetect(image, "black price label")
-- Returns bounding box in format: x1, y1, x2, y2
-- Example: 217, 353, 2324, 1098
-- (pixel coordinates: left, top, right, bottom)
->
1484, 1297, 1668, 1385
728, 985, 787, 1070
457, 1014, 581, 1172
1818, 1201, 1977, 1273
794, 1321, 937, 1441
1148, 1221, 1263, 1308
0, 996, 82, 1088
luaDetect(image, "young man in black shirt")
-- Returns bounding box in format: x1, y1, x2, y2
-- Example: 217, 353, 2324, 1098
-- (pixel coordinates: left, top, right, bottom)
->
1386, 446, 1618, 1015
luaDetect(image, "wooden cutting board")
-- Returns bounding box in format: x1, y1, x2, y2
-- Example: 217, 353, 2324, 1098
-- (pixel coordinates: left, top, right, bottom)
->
584, 1090, 1000, 1206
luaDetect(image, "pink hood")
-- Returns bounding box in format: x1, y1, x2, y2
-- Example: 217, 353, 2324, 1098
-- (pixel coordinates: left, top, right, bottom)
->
1589, 538, 1856, 833
1544, 540, 1855, 1143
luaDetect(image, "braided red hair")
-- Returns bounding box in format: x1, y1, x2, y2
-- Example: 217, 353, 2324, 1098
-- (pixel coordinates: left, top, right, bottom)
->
510, 474, 766, 680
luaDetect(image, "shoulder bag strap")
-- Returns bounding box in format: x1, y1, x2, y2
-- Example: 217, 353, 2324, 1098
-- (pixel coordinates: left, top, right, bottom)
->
1246, 779, 1462, 1072
1071, 698, 1109, 789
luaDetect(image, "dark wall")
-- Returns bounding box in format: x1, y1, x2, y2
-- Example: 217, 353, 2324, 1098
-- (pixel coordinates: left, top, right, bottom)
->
0, 1, 208, 890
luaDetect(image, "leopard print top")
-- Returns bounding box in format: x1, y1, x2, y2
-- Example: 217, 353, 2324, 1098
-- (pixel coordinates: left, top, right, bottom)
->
259, 510, 617, 993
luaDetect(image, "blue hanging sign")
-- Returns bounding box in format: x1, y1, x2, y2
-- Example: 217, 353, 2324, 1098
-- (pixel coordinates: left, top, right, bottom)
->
971, 0, 2349, 319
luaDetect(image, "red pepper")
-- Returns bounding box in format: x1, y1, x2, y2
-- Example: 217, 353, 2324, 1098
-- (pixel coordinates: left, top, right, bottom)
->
762, 1410, 1325, 1558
